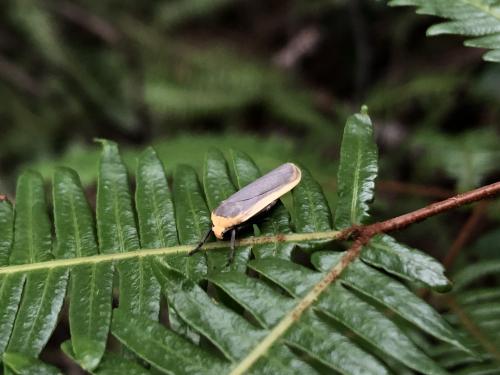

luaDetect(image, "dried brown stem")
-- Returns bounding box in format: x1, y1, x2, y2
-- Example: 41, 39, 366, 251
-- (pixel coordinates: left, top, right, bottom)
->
442, 201, 489, 268
338, 181, 500, 249
232, 182, 500, 374
366, 181, 500, 236
447, 296, 500, 361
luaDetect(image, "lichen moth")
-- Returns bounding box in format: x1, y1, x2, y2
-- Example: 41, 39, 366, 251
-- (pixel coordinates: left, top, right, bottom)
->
190, 162, 301, 262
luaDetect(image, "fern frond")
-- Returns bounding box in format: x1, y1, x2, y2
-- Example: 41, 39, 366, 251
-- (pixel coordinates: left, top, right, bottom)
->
422, 260, 500, 372
0, 108, 475, 373
390, 0, 500, 62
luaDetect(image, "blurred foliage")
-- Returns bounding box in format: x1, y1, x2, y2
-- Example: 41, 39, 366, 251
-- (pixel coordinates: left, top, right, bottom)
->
390, 0, 500, 62
1, 0, 499, 193
413, 128, 500, 192
0, 0, 500, 373
1, 0, 499, 266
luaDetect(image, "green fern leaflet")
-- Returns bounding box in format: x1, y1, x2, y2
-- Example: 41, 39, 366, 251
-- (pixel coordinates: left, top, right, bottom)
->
390, 0, 500, 62
0, 108, 478, 374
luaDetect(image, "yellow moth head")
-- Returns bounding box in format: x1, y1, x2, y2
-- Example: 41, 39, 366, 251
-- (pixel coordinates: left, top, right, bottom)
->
212, 224, 226, 240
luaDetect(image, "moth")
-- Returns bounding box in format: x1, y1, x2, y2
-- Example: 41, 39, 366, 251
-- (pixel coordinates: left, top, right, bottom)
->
190, 162, 302, 262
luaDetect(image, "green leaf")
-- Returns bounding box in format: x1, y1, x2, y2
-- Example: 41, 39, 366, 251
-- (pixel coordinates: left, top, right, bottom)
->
312, 252, 472, 355
154, 259, 266, 361
412, 129, 500, 191
6, 269, 68, 357
0, 274, 25, 355
334, 107, 378, 229
285, 312, 389, 375
208, 271, 295, 328
67, 264, 114, 370
168, 164, 210, 281
61, 341, 151, 375
361, 234, 451, 292
250, 257, 445, 374
248, 258, 323, 297
203, 149, 237, 212
389, 0, 500, 63
0, 199, 22, 357
229, 149, 261, 189
455, 363, 500, 375
3, 352, 62, 375
292, 166, 333, 251
53, 167, 113, 370
249, 345, 319, 375
96, 139, 140, 254
254, 203, 295, 259
97, 140, 159, 323
136, 147, 178, 249
456, 288, 500, 305
5, 171, 68, 357
445, 303, 500, 325
111, 308, 228, 375
10, 171, 52, 264
317, 284, 447, 375
453, 260, 500, 291
93, 353, 152, 375
135, 147, 179, 320
0, 139, 468, 374
0, 198, 13, 267
53, 167, 98, 259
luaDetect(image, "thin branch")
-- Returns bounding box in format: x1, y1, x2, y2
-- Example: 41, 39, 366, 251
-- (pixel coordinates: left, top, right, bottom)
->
365, 181, 500, 236
447, 296, 500, 361
230, 239, 364, 375
232, 181, 500, 374
442, 201, 489, 268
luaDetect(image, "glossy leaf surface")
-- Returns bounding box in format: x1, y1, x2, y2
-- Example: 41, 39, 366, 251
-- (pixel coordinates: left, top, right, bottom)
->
334, 107, 378, 229
361, 234, 451, 292
53, 167, 113, 370
112, 308, 228, 375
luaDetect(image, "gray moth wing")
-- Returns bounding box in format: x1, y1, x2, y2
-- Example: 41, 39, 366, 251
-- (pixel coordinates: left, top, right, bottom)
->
214, 163, 300, 218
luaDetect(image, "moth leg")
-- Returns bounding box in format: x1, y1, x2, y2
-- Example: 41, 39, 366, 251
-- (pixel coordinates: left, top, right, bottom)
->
226, 228, 237, 266
188, 228, 212, 256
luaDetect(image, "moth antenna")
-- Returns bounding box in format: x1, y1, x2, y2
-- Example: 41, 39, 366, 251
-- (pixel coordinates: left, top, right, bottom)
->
188, 228, 212, 256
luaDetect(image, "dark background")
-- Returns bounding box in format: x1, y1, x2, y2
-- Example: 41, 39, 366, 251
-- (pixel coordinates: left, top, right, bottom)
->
1, 0, 499, 302
1, 1, 500, 372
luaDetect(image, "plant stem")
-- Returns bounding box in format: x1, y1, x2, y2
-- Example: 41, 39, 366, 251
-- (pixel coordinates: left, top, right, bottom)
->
442, 201, 489, 268
235, 181, 500, 375
230, 240, 364, 375
366, 181, 500, 236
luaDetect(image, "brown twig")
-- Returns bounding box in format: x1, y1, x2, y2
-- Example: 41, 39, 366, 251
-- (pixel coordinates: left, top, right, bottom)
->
336, 182, 500, 263
230, 239, 364, 375
364, 182, 500, 236
447, 296, 500, 361
442, 201, 489, 269
232, 182, 500, 374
